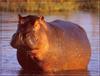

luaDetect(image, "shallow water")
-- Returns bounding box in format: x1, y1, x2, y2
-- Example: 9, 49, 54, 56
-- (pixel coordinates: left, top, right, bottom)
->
0, 11, 99, 76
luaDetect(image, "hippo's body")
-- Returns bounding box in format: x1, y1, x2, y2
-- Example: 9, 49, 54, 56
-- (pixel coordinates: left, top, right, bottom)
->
11, 15, 91, 72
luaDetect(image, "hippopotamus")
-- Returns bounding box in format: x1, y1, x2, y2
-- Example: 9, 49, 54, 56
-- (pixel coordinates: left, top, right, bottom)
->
10, 15, 91, 72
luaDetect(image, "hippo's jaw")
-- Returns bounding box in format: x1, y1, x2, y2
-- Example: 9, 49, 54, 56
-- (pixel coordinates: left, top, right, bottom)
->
25, 35, 37, 50
24, 33, 38, 50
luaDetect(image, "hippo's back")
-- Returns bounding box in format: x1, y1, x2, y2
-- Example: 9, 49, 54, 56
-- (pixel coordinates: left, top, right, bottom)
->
50, 20, 84, 33
49, 20, 90, 46
49, 20, 89, 42
43, 20, 91, 71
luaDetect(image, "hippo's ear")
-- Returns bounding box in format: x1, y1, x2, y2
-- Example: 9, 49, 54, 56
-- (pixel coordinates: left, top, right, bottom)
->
18, 14, 24, 24
18, 14, 22, 19
38, 16, 48, 31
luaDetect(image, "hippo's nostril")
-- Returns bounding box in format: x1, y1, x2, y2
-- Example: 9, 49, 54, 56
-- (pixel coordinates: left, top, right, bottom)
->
25, 33, 29, 37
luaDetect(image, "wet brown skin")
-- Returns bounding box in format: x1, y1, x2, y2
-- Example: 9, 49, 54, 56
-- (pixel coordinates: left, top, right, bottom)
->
10, 15, 91, 72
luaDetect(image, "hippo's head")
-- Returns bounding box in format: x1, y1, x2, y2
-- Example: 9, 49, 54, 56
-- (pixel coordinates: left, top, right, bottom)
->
10, 15, 48, 51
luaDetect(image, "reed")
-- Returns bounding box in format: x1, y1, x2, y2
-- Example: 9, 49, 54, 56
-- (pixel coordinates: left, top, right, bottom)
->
0, 0, 99, 13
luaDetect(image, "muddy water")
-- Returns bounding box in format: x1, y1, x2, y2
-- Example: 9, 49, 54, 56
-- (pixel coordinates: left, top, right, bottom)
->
0, 12, 99, 76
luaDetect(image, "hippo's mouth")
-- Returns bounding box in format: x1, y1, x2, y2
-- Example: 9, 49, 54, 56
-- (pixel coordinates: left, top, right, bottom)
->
18, 45, 39, 51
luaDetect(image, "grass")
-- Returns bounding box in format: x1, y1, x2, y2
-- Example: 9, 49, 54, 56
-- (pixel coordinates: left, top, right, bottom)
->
0, 1, 99, 13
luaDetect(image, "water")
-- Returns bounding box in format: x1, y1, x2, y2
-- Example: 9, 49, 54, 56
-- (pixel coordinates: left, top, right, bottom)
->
0, 11, 99, 76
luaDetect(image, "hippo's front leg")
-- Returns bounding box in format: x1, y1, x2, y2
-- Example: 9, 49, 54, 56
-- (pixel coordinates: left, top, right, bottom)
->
17, 49, 43, 72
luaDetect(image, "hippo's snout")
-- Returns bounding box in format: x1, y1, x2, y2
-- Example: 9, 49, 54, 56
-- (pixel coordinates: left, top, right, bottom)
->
11, 32, 37, 50
10, 33, 24, 49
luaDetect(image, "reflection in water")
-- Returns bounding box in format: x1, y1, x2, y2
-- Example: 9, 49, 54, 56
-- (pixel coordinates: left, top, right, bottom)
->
18, 69, 43, 76
18, 69, 90, 76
